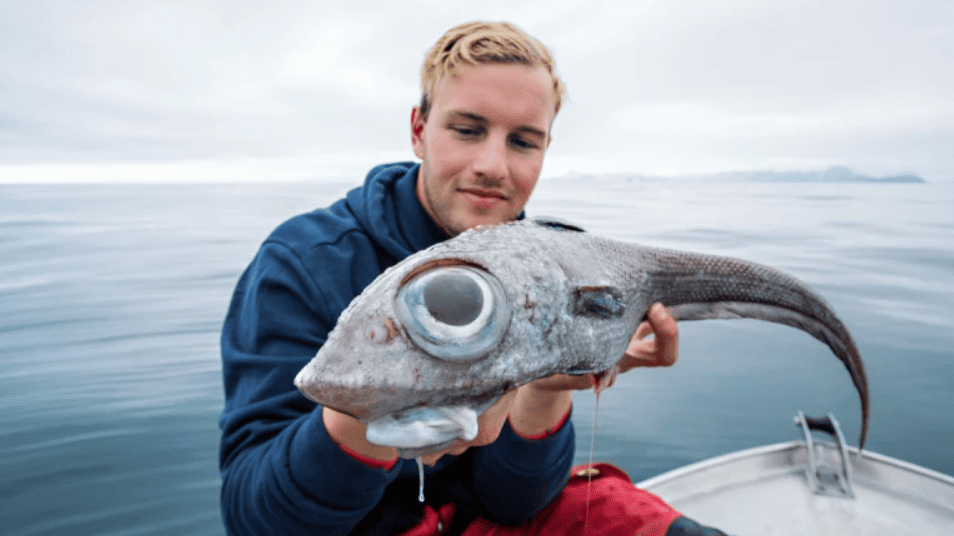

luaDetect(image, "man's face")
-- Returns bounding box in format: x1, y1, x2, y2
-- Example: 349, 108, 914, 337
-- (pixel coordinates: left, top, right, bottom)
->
412, 63, 555, 237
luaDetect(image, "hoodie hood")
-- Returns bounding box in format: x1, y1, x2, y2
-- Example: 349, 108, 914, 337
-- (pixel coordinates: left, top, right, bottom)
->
346, 162, 449, 263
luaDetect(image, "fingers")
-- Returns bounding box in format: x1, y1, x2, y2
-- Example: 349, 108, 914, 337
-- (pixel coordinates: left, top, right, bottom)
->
622, 303, 679, 369
634, 318, 653, 340
646, 302, 679, 366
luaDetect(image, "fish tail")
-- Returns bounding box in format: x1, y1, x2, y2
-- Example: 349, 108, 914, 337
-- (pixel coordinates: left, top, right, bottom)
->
638, 247, 870, 448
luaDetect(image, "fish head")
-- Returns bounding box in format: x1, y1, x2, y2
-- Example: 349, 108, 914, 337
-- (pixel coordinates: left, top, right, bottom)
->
295, 255, 518, 417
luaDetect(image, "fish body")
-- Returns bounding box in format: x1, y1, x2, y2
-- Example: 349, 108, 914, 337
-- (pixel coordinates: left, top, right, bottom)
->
295, 218, 869, 455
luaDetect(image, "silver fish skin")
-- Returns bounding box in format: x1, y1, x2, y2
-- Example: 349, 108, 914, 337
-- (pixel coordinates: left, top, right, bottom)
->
294, 218, 869, 450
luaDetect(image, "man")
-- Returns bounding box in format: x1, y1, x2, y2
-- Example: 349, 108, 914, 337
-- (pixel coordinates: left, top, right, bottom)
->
220, 21, 726, 536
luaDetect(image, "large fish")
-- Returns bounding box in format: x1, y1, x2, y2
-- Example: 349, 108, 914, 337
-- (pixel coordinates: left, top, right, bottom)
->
295, 218, 869, 457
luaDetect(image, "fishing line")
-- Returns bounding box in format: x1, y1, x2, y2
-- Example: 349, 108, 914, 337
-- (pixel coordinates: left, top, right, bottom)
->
583, 390, 601, 535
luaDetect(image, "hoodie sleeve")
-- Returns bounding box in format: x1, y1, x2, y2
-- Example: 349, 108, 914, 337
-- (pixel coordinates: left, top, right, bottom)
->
470, 415, 575, 524
218, 237, 399, 536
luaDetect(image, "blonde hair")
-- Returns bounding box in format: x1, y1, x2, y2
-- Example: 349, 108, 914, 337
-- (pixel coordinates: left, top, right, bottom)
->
419, 21, 565, 119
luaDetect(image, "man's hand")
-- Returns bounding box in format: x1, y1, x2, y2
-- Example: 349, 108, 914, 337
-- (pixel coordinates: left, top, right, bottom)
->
528, 302, 680, 392
621, 302, 680, 369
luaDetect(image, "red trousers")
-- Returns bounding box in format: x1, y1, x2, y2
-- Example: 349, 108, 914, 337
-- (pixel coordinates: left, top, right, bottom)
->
400, 463, 682, 536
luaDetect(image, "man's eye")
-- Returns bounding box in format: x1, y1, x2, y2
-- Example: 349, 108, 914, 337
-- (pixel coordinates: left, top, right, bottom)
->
451, 125, 481, 137
510, 136, 537, 150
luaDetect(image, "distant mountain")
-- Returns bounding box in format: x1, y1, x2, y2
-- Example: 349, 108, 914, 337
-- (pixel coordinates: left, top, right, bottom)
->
551, 166, 926, 184
739, 166, 926, 184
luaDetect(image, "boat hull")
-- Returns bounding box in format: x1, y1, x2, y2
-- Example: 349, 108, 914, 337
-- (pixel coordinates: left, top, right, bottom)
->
637, 440, 954, 535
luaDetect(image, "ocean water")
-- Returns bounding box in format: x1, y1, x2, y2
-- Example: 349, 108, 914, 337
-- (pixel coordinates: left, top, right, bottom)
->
1, 179, 952, 536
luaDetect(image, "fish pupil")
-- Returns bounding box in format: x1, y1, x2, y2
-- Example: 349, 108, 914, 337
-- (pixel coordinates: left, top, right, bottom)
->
423, 272, 483, 326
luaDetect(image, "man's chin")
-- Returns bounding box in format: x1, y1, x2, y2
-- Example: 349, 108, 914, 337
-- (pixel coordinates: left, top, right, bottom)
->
462, 213, 518, 233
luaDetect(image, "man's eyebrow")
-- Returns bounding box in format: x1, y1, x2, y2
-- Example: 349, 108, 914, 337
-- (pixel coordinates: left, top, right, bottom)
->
448, 111, 487, 123
515, 125, 548, 140
447, 110, 547, 139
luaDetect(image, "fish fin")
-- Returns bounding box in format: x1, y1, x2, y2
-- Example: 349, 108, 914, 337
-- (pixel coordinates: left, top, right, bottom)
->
572, 286, 625, 319
530, 216, 586, 232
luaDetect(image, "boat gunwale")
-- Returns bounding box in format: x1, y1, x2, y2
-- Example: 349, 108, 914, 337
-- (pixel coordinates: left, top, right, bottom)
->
636, 440, 954, 491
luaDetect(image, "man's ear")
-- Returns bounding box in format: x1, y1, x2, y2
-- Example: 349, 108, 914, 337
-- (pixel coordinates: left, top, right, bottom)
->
411, 106, 425, 159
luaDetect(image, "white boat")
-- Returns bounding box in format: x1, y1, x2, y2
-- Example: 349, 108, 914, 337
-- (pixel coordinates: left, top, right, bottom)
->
636, 412, 954, 535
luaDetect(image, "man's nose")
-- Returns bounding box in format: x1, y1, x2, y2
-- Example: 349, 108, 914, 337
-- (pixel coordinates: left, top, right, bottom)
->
472, 137, 507, 181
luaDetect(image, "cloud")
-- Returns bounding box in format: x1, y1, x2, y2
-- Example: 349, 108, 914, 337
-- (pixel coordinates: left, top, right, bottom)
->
549, 0, 954, 178
1, 0, 952, 181
0, 1, 424, 161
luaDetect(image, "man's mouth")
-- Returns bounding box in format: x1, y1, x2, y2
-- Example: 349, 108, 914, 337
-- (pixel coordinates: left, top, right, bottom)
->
460, 188, 507, 209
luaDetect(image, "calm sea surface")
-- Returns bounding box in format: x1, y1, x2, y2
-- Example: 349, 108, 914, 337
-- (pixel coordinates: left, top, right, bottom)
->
2, 179, 952, 535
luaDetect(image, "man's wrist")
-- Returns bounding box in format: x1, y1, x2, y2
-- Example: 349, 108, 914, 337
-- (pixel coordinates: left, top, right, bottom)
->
322, 406, 399, 465
508, 385, 573, 439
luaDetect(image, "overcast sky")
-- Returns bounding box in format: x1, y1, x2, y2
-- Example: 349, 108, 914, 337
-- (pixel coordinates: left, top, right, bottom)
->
1, 0, 952, 183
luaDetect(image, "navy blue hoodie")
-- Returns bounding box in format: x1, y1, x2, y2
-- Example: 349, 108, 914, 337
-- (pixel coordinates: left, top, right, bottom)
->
219, 162, 574, 535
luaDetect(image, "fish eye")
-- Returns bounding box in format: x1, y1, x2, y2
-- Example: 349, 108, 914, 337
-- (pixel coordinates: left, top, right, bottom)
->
395, 266, 510, 362
423, 271, 483, 326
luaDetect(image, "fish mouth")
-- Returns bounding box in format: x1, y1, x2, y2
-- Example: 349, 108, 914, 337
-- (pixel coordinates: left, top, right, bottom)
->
365, 400, 498, 459
394, 440, 460, 459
